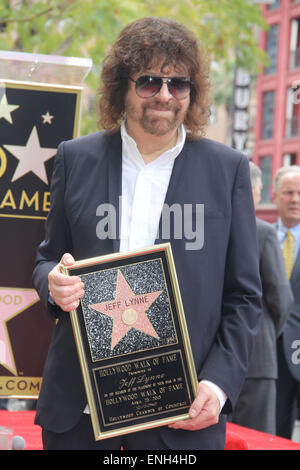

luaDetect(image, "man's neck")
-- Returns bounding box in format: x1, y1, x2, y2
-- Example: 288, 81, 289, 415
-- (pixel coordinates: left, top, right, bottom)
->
280, 218, 300, 230
125, 122, 179, 164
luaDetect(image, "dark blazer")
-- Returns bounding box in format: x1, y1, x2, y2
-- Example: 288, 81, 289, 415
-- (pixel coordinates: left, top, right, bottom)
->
246, 218, 292, 379
274, 221, 300, 382
32, 130, 262, 450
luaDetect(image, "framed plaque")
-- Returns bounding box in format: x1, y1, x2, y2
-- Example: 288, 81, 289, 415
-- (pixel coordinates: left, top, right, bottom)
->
61, 243, 198, 440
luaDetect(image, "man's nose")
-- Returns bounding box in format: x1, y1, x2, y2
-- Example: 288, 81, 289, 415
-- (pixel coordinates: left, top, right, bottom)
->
291, 191, 300, 202
156, 82, 173, 100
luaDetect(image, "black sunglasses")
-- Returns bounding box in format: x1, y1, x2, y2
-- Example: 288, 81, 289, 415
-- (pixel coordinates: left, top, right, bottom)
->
128, 75, 192, 100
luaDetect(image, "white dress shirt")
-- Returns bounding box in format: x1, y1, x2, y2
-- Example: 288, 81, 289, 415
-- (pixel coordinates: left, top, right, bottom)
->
119, 121, 186, 252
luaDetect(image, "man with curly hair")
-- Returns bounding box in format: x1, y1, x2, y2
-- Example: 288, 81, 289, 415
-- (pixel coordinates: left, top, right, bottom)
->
33, 17, 262, 450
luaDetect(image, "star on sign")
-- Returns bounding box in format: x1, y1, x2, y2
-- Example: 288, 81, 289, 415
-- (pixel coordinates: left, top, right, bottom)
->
3, 126, 56, 184
89, 270, 162, 349
0, 92, 20, 124
0, 288, 39, 374
41, 111, 54, 124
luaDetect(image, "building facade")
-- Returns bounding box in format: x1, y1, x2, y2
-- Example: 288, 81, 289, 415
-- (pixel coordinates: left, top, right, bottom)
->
253, 0, 300, 221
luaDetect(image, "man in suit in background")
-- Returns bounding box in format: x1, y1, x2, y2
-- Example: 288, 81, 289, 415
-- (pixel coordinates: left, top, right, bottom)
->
32, 17, 262, 450
231, 162, 292, 434
273, 165, 300, 439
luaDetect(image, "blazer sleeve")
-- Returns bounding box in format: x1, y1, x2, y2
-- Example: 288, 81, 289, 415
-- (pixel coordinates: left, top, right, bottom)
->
199, 155, 262, 413
259, 223, 293, 337
32, 142, 73, 318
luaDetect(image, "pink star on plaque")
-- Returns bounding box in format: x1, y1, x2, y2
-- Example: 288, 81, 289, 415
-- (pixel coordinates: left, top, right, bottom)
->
0, 288, 39, 373
89, 270, 162, 349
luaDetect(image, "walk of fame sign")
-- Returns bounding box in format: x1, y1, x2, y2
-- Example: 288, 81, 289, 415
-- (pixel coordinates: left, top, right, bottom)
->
61, 243, 198, 440
0, 76, 83, 397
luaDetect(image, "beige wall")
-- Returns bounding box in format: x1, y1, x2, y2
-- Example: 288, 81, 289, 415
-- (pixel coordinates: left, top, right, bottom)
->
205, 105, 231, 145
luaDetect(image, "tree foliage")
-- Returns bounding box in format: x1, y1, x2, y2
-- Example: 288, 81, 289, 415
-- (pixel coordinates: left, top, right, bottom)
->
0, 0, 268, 133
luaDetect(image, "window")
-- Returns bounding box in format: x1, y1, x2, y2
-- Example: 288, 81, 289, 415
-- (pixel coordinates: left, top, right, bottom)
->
259, 156, 272, 204
262, 91, 275, 140
290, 18, 300, 69
265, 24, 279, 75
267, 0, 280, 10
286, 86, 300, 138
283, 153, 297, 166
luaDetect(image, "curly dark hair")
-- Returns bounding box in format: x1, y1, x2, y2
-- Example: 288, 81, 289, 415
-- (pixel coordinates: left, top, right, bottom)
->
98, 17, 212, 140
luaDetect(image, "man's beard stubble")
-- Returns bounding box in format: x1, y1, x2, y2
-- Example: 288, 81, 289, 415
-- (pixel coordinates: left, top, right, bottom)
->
125, 97, 185, 137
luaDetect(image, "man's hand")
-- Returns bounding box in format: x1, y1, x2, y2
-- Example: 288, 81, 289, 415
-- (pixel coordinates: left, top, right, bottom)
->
168, 382, 221, 431
48, 253, 84, 312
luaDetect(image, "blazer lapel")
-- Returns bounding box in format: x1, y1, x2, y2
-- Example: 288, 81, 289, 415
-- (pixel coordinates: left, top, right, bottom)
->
290, 247, 300, 286
155, 145, 188, 245
274, 219, 300, 286
107, 131, 122, 253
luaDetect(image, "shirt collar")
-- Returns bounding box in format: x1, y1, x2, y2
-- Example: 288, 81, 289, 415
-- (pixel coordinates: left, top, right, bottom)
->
278, 217, 300, 240
120, 120, 186, 168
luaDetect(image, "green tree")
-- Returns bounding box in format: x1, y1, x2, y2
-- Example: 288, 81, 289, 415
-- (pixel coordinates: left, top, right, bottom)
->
0, 0, 268, 134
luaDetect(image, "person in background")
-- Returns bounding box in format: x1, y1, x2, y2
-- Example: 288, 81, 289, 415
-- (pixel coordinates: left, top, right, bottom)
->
231, 162, 292, 435
273, 165, 300, 439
